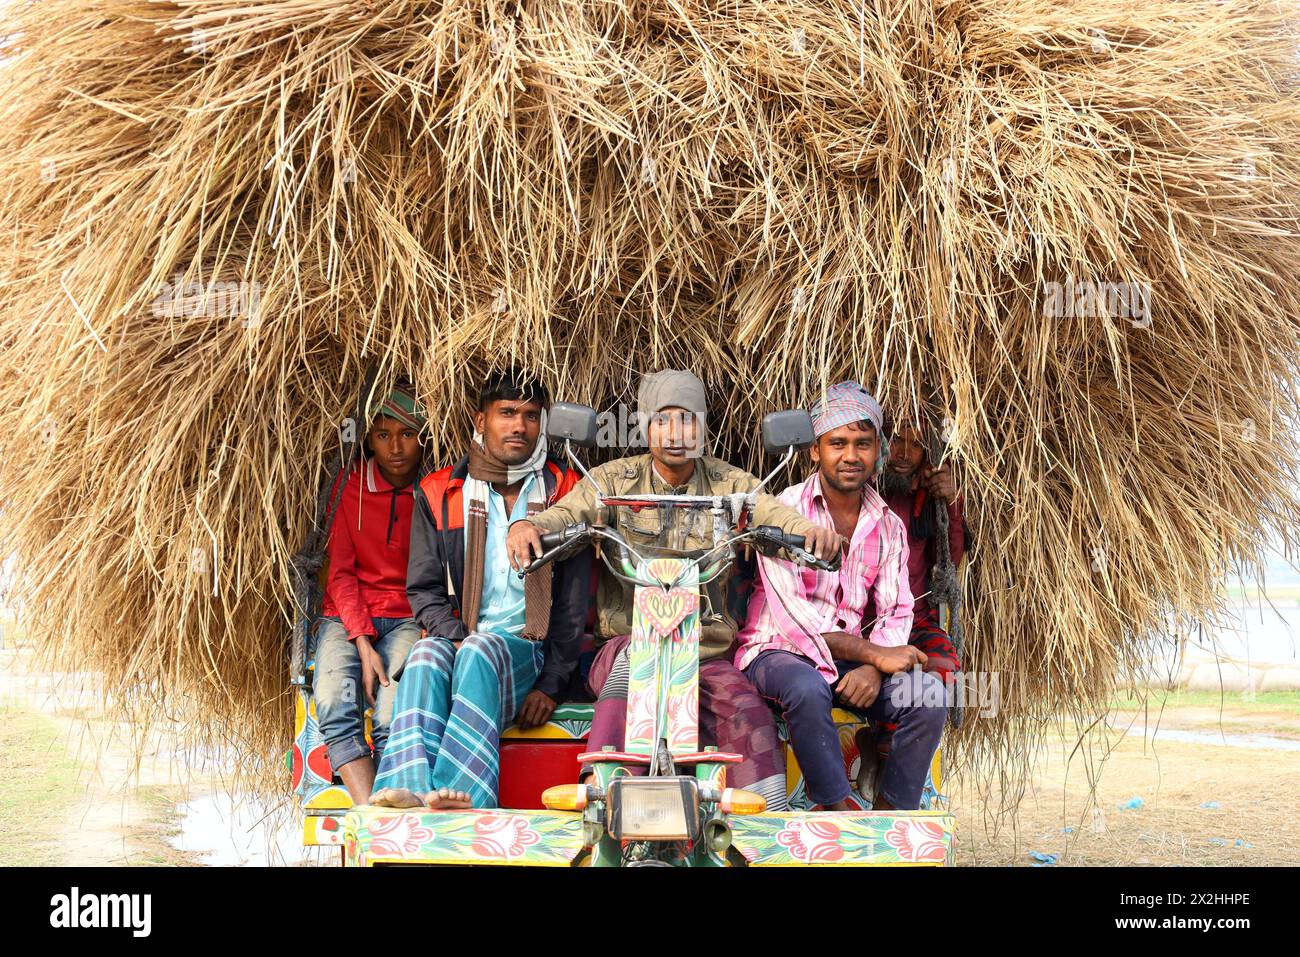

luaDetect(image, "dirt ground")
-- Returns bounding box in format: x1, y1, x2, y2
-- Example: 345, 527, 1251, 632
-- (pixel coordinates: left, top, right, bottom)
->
2, 635, 1296, 866
948, 691, 1300, 866
0, 643, 205, 866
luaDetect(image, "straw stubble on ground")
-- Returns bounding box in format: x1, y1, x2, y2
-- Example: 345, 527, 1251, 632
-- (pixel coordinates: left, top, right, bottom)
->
0, 644, 203, 867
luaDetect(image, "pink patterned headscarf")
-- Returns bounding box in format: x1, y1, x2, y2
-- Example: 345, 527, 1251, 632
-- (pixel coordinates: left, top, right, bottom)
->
810, 380, 883, 437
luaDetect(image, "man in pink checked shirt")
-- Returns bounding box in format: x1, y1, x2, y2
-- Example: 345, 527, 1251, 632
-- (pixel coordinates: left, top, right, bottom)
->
736, 381, 947, 811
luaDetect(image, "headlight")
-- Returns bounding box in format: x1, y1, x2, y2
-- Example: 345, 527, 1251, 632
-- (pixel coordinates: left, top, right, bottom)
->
606, 777, 700, 842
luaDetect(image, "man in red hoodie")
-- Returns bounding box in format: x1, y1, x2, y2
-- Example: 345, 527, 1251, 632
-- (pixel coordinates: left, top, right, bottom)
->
314, 384, 427, 804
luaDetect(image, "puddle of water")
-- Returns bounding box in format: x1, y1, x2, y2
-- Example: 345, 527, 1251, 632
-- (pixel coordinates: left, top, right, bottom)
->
1118, 723, 1300, 752
171, 792, 335, 866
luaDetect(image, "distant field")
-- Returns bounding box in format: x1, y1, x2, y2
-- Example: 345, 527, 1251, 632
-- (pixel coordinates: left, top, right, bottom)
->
1225, 584, 1300, 602
1110, 690, 1300, 714
952, 723, 1300, 867
1226, 550, 1300, 602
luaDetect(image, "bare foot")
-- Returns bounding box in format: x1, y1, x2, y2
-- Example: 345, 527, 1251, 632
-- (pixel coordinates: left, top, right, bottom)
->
369, 787, 424, 808
424, 787, 473, 810
824, 798, 857, 812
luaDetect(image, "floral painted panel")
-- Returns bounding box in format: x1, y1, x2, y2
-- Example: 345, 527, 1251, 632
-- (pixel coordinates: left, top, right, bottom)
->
729, 811, 955, 866
343, 808, 586, 867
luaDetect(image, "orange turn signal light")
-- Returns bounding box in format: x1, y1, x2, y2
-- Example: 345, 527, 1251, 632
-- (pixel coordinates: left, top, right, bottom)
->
542, 784, 589, 811
719, 787, 766, 815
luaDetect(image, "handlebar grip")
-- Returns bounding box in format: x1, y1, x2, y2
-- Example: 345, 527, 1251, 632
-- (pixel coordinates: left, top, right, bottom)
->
519, 523, 592, 577
770, 529, 811, 553
757, 526, 843, 573
538, 530, 569, 552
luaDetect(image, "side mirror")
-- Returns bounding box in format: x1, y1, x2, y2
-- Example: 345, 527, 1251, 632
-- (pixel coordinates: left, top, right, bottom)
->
547, 402, 599, 448
761, 410, 815, 454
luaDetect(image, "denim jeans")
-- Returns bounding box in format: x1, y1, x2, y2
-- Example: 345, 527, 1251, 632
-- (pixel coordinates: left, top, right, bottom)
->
313, 616, 420, 772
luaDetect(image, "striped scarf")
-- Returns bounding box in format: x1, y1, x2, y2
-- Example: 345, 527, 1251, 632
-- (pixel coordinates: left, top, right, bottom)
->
461, 429, 552, 640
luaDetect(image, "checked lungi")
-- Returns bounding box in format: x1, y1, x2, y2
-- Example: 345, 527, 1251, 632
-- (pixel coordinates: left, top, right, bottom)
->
372, 631, 543, 808
909, 606, 961, 679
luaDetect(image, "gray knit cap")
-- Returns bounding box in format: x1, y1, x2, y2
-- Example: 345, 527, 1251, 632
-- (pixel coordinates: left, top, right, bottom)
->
637, 369, 708, 448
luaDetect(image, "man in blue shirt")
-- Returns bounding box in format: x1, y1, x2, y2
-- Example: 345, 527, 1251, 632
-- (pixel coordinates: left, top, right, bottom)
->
369, 370, 589, 809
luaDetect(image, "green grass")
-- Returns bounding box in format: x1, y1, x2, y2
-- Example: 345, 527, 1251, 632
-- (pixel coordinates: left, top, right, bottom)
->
0, 704, 83, 865
1110, 689, 1300, 715
1225, 583, 1300, 601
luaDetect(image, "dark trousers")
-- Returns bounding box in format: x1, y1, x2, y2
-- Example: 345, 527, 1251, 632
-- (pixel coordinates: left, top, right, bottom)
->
746, 649, 947, 809
872, 607, 962, 758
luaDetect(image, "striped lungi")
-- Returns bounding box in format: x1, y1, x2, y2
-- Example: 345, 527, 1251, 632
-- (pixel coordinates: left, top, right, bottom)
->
372, 631, 543, 808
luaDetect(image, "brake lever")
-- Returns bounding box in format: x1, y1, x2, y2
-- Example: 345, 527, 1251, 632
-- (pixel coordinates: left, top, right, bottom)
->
750, 526, 842, 573
517, 542, 576, 579
789, 545, 842, 573
516, 523, 593, 578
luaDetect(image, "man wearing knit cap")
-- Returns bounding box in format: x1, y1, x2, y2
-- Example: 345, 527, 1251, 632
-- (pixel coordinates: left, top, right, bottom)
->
878, 416, 966, 679
735, 381, 946, 811
636, 368, 709, 459
314, 382, 428, 805
507, 369, 840, 812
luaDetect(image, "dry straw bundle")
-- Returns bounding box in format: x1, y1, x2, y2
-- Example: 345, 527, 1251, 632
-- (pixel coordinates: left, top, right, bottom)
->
1, 0, 1298, 795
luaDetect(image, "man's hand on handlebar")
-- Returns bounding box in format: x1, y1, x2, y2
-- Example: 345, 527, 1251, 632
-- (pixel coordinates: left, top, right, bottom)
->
507, 520, 545, 572
803, 526, 843, 565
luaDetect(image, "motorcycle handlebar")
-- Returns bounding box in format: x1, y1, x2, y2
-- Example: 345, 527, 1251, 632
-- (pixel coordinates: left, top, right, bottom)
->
518, 520, 841, 578
518, 523, 592, 577
537, 530, 570, 552
753, 525, 842, 573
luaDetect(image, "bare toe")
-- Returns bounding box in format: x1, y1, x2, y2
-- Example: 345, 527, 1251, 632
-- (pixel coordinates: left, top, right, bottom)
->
369, 787, 424, 809
424, 787, 473, 810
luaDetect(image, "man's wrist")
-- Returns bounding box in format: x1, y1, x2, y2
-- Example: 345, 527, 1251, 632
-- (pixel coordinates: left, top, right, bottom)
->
823, 631, 878, 666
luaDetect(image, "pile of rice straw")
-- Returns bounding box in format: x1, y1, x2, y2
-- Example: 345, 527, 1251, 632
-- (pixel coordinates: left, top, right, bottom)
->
1, 0, 1297, 794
